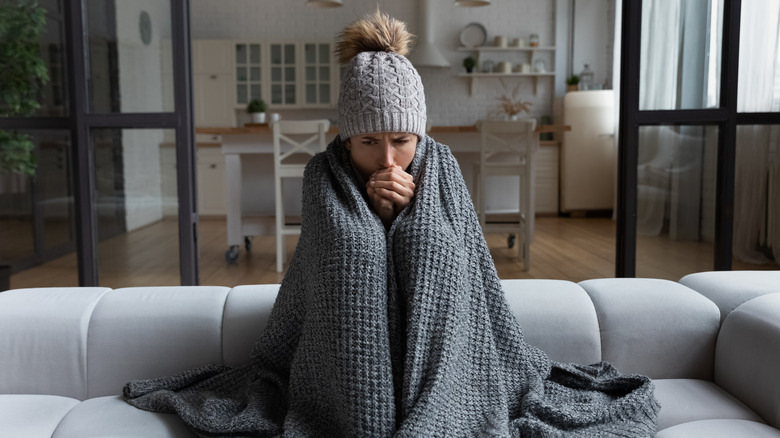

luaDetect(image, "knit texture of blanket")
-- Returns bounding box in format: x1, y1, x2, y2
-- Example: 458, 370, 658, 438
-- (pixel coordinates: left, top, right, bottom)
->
123, 135, 660, 437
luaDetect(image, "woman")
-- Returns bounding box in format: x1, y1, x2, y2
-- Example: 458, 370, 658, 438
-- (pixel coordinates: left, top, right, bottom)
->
124, 10, 659, 437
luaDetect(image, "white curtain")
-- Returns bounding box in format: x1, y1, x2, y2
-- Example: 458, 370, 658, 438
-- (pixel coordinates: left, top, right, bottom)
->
733, 0, 780, 265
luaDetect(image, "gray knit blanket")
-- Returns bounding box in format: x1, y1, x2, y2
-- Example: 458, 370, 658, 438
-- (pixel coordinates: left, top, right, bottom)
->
124, 136, 659, 437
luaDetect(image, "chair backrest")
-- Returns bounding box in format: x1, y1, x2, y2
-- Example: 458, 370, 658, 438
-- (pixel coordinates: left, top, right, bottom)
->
476, 119, 538, 164
271, 119, 330, 168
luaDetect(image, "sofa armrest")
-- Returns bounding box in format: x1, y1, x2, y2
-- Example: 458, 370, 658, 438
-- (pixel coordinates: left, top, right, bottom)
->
715, 293, 780, 430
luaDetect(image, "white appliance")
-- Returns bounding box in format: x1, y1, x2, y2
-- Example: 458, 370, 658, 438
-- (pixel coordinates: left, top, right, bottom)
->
560, 90, 616, 212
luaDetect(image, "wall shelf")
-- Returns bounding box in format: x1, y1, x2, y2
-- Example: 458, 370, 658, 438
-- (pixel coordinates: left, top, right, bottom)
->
457, 46, 556, 95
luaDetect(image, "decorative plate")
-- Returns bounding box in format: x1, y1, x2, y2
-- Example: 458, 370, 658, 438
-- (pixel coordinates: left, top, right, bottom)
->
460, 22, 487, 48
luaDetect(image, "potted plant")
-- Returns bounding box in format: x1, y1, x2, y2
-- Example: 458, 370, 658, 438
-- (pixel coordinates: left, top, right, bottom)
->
0, 0, 48, 177
246, 99, 267, 124
463, 56, 477, 73
566, 74, 580, 92
0, 0, 48, 292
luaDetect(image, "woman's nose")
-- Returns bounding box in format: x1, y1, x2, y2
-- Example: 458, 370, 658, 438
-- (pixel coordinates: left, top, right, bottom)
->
379, 142, 394, 167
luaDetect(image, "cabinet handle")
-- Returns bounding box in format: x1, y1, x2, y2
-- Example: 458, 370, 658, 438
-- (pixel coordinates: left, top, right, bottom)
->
210, 74, 217, 79
210, 164, 217, 169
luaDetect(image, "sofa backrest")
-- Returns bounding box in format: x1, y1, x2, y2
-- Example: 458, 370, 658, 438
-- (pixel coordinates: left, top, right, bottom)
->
579, 278, 720, 379
0, 278, 722, 400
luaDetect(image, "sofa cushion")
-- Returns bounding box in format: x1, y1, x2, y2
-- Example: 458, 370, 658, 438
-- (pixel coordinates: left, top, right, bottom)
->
0, 394, 79, 437
653, 379, 764, 430
0, 287, 110, 399
680, 270, 780, 323
222, 285, 280, 366
501, 279, 601, 365
715, 293, 780, 430
52, 396, 196, 438
579, 278, 720, 379
655, 419, 780, 437
85, 286, 230, 398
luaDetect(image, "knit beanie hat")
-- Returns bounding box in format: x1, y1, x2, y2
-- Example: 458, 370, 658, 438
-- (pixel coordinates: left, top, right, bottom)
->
336, 10, 427, 140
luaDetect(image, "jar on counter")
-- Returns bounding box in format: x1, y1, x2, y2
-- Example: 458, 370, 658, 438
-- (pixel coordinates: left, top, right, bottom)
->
529, 33, 539, 47
579, 64, 594, 90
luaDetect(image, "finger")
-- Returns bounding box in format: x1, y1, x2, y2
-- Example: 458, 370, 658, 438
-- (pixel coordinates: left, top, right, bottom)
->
373, 186, 413, 206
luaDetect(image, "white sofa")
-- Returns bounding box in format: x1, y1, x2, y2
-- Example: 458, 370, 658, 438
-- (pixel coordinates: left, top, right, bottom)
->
1, 271, 779, 437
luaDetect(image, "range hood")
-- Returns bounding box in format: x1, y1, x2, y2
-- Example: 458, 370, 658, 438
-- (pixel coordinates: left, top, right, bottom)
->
407, 0, 450, 68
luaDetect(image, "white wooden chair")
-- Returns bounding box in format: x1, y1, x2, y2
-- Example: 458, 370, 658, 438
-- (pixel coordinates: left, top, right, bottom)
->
473, 119, 538, 271
272, 119, 330, 272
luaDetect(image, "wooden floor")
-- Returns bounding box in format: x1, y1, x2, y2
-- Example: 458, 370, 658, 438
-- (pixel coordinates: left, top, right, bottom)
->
9, 216, 776, 289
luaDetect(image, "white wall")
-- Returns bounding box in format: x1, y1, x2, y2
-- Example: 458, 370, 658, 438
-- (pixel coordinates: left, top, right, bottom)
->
571, 0, 615, 89
191, 0, 560, 125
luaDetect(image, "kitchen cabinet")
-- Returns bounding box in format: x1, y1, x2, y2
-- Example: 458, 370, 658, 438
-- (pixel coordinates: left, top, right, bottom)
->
196, 147, 227, 216
192, 39, 337, 118
160, 144, 226, 217
193, 40, 235, 127
456, 46, 556, 95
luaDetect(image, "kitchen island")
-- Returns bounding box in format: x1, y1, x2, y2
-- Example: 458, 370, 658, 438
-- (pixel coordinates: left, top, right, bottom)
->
194, 123, 568, 262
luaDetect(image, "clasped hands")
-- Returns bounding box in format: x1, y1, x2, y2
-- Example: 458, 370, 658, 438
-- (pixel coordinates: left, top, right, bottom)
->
366, 165, 415, 228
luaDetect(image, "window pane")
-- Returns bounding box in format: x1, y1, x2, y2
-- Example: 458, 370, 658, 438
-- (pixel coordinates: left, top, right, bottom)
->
2, 130, 77, 288
271, 66, 281, 82
250, 84, 261, 101
235, 44, 247, 64
306, 84, 316, 104
306, 66, 316, 81
271, 45, 281, 64
319, 66, 330, 81
737, 0, 780, 113
636, 125, 717, 279
85, 0, 175, 113
319, 44, 330, 63
319, 84, 330, 104
733, 125, 780, 268
639, 0, 722, 110
249, 44, 261, 64
237, 84, 247, 104
285, 67, 295, 82
0, 2, 68, 117
305, 43, 316, 63
284, 44, 295, 64
236, 66, 247, 82
285, 84, 295, 104
91, 128, 180, 287
271, 84, 283, 104
250, 67, 261, 81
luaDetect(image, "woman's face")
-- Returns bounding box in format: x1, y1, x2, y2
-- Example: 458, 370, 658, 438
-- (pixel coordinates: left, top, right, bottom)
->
345, 132, 418, 181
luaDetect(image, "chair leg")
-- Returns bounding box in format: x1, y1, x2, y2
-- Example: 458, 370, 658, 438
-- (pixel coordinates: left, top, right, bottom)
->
275, 176, 284, 273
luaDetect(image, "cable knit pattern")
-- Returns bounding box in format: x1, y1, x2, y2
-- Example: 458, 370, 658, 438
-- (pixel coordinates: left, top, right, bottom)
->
123, 136, 659, 437
337, 51, 427, 139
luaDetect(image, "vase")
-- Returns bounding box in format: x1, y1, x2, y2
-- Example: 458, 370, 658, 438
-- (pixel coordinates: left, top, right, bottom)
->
251, 112, 266, 124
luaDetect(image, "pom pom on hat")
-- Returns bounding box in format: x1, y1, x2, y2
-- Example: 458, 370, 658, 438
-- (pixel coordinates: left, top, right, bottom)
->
336, 9, 414, 64
337, 10, 427, 140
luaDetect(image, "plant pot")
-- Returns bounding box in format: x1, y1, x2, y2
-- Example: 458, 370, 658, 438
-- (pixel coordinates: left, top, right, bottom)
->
566, 84, 578, 92
0, 265, 11, 292
251, 112, 266, 124
465, 66, 474, 73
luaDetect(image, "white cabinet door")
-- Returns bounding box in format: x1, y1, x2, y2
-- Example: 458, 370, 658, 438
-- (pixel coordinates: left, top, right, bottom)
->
193, 40, 235, 127
197, 147, 226, 216
193, 72, 234, 127
193, 40, 232, 74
